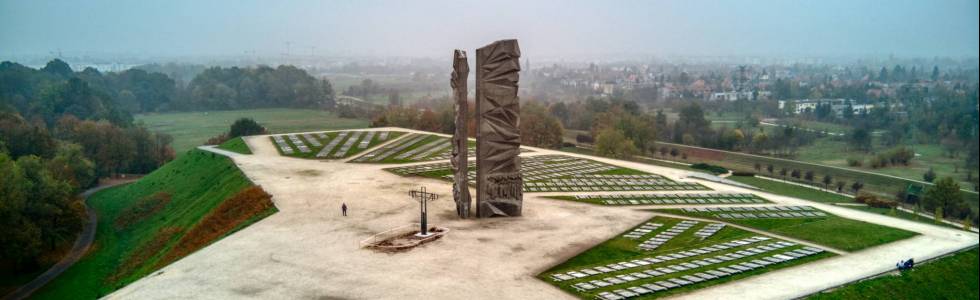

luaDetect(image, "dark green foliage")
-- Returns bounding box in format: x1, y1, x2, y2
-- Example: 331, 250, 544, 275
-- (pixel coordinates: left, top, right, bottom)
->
227, 118, 267, 138
0, 152, 84, 271
187, 65, 335, 110
923, 177, 972, 219
690, 163, 729, 174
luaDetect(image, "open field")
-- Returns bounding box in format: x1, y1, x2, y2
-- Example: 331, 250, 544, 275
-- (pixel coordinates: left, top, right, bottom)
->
31, 150, 276, 299
136, 108, 369, 153
807, 247, 979, 300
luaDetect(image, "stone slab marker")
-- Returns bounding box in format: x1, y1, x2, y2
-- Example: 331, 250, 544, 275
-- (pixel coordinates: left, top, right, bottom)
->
474, 39, 523, 218
451, 49, 472, 218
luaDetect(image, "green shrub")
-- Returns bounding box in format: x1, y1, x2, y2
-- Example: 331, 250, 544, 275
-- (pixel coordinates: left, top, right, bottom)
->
691, 163, 728, 174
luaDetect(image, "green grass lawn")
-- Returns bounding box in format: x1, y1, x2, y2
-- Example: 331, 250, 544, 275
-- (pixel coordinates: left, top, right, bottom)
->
216, 137, 252, 154
808, 247, 979, 300
794, 138, 976, 193
657, 209, 917, 252
31, 150, 277, 299
727, 176, 852, 203
542, 215, 835, 299
136, 108, 369, 154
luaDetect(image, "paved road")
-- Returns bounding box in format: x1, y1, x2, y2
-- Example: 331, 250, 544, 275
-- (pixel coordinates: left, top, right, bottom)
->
2, 180, 135, 300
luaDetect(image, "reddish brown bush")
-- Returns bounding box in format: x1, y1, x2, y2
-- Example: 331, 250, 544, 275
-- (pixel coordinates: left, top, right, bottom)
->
155, 186, 275, 268
108, 226, 183, 284
855, 192, 897, 208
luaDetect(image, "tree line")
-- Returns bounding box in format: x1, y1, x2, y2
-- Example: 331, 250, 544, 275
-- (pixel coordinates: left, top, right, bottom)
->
1, 60, 180, 272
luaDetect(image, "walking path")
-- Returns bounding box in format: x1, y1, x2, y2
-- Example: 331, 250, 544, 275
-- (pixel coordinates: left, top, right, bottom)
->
108, 128, 976, 300
2, 179, 136, 300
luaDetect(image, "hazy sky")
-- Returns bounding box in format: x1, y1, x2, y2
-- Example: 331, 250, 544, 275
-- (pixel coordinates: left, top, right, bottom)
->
2, 0, 978, 59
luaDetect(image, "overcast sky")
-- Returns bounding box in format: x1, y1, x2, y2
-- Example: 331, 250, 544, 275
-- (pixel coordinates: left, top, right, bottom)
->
2, 0, 978, 59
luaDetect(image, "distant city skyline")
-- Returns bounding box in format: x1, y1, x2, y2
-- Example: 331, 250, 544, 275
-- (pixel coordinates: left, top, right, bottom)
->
2, 0, 978, 60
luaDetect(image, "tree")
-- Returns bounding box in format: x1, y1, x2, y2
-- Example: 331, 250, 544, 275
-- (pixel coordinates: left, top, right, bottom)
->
804, 170, 814, 183
923, 168, 937, 183
46, 143, 97, 192
754, 163, 761, 172
228, 118, 267, 138
790, 169, 801, 180
521, 102, 564, 149
922, 177, 961, 218
848, 127, 872, 152
779, 168, 787, 179
766, 164, 774, 176
822, 174, 833, 190
851, 181, 864, 194
595, 129, 638, 159
0, 152, 40, 268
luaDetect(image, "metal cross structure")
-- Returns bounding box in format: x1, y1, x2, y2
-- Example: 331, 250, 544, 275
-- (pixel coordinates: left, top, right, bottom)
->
409, 186, 439, 236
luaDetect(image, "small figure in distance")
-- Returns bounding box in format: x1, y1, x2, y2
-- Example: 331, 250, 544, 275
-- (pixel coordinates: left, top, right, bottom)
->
341, 202, 348, 217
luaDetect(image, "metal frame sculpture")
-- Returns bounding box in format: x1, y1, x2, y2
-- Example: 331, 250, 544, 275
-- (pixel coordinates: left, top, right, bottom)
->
451, 49, 472, 218
474, 39, 523, 218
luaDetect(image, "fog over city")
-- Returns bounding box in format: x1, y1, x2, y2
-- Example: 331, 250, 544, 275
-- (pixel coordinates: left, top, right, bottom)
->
2, 0, 978, 61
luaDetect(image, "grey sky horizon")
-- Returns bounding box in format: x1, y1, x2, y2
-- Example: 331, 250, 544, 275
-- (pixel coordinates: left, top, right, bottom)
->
2, 0, 978, 60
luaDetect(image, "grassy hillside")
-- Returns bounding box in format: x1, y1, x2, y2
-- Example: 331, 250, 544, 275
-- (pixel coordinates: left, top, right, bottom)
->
217, 137, 252, 154
808, 247, 978, 300
31, 149, 277, 299
136, 108, 369, 153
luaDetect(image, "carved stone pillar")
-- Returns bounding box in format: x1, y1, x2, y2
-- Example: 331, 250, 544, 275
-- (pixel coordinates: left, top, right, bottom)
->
451, 49, 471, 218
474, 39, 523, 218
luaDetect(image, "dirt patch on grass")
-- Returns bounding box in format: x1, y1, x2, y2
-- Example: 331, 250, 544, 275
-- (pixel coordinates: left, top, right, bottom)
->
108, 226, 183, 284
114, 192, 172, 230
155, 186, 275, 269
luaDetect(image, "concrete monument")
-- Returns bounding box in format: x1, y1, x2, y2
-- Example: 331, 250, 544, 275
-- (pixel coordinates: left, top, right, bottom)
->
451, 49, 472, 218
474, 39, 523, 218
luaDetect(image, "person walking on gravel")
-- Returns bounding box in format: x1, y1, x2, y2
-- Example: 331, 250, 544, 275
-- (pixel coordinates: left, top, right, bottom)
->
341, 202, 348, 217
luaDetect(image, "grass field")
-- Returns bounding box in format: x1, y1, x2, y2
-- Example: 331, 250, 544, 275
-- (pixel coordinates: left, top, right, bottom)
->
541, 215, 834, 299
136, 108, 369, 154
807, 247, 979, 300
216, 137, 252, 154
31, 150, 277, 299
657, 209, 917, 252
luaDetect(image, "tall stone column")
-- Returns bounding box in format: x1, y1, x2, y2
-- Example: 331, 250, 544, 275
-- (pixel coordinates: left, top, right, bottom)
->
451, 49, 471, 218
474, 39, 523, 218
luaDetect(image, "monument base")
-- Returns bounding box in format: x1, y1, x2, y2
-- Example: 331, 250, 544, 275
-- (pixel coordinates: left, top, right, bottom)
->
360, 224, 449, 252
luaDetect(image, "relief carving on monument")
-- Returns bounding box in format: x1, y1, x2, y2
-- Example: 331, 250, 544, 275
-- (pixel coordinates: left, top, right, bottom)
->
474, 39, 523, 218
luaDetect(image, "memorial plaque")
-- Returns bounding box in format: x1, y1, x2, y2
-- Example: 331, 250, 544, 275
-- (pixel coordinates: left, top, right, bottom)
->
475, 39, 523, 218
451, 49, 472, 218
